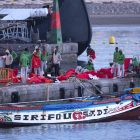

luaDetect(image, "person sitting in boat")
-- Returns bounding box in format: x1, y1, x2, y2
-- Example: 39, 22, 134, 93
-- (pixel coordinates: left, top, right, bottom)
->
41, 46, 49, 72
0, 49, 13, 68
32, 48, 41, 74
44, 64, 55, 77
75, 60, 94, 74
118, 49, 125, 78
86, 45, 95, 56
9, 46, 17, 69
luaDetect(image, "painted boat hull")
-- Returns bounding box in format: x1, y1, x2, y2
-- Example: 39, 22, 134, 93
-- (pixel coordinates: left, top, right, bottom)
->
0, 98, 139, 126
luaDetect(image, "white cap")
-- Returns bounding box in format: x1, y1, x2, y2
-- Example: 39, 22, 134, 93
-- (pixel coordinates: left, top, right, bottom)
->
5, 49, 9, 53
35, 46, 38, 49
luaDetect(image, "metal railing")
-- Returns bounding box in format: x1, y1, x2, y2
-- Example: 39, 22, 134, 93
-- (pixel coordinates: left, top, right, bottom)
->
0, 68, 13, 86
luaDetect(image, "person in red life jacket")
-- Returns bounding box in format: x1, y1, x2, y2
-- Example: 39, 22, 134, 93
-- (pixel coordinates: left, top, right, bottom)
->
32, 48, 41, 74
87, 50, 96, 69
41, 46, 49, 72
53, 49, 62, 77
86, 45, 95, 56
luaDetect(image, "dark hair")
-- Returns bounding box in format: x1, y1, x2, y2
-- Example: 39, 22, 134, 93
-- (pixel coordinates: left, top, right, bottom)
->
25, 48, 28, 51
88, 45, 91, 47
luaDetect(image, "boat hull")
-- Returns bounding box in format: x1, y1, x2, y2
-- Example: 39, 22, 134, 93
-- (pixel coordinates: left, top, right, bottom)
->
0, 99, 139, 126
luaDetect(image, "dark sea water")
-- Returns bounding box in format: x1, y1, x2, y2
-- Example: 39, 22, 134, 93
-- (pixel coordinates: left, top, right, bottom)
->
2, 27, 140, 139
1, 120, 140, 140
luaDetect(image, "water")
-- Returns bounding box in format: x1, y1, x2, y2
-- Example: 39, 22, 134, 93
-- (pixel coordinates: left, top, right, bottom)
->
78, 26, 140, 70
2, 26, 140, 139
1, 120, 140, 140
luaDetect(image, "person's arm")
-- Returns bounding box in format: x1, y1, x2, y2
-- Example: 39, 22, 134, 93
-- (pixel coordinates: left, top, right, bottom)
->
122, 54, 125, 61
12, 51, 18, 60
58, 54, 62, 62
46, 51, 49, 58
34, 52, 41, 58
10, 55, 13, 64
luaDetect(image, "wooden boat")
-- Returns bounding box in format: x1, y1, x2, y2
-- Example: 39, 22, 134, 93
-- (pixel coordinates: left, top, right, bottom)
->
0, 90, 140, 127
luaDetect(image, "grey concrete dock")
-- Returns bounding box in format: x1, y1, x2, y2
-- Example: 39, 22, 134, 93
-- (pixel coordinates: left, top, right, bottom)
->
0, 78, 139, 104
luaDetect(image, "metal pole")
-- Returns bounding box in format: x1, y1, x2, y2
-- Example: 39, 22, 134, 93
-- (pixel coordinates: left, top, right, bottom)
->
47, 85, 49, 101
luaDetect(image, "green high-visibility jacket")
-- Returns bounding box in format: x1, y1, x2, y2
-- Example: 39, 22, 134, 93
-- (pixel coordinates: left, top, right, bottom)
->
20, 51, 32, 65
113, 51, 119, 62
10, 50, 17, 61
83, 64, 95, 71
41, 50, 49, 61
118, 50, 125, 65
133, 57, 139, 69
20, 55, 29, 67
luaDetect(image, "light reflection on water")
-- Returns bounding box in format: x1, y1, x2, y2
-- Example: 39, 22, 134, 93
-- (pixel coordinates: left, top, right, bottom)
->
0, 120, 140, 140
78, 26, 140, 70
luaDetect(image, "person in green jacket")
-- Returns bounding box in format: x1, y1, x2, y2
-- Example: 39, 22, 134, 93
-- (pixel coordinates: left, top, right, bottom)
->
82, 60, 95, 71
21, 48, 32, 66
86, 45, 95, 56
9, 47, 18, 69
41, 46, 49, 72
20, 54, 29, 83
113, 47, 119, 78
133, 57, 139, 70
118, 49, 125, 78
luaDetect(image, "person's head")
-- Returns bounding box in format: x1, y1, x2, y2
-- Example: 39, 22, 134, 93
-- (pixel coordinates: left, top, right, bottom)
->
88, 60, 92, 65
54, 49, 58, 54
36, 49, 39, 53
88, 45, 91, 49
48, 64, 52, 68
9, 46, 12, 51
119, 49, 122, 55
56, 46, 59, 50
115, 47, 118, 52
25, 48, 28, 52
43, 46, 45, 51
5, 49, 9, 55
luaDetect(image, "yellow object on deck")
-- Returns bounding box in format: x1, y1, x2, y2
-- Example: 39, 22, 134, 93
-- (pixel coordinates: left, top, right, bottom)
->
109, 36, 115, 44
131, 88, 140, 94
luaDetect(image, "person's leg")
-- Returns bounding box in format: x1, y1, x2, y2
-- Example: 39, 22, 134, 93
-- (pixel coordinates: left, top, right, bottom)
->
21, 67, 25, 83
34, 68, 37, 74
25, 67, 28, 83
38, 67, 41, 75
41, 61, 44, 72
45, 61, 47, 70
118, 64, 120, 77
114, 63, 116, 77
54, 64, 57, 77
122, 64, 124, 77
57, 64, 60, 76
11, 62, 13, 69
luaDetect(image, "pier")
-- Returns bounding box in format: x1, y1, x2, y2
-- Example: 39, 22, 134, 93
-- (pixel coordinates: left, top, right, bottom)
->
0, 78, 139, 104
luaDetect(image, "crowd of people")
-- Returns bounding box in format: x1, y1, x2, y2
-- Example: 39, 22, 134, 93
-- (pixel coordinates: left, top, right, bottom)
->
0, 44, 139, 83
0, 46, 62, 83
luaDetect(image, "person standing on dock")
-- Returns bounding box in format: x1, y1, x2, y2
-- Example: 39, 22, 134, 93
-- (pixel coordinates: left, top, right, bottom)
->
86, 45, 94, 56
53, 49, 62, 77
32, 47, 41, 74
113, 47, 119, 78
55, 46, 61, 66
41, 46, 49, 72
20, 54, 29, 83
1, 49, 13, 68
9, 46, 17, 69
118, 49, 125, 78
